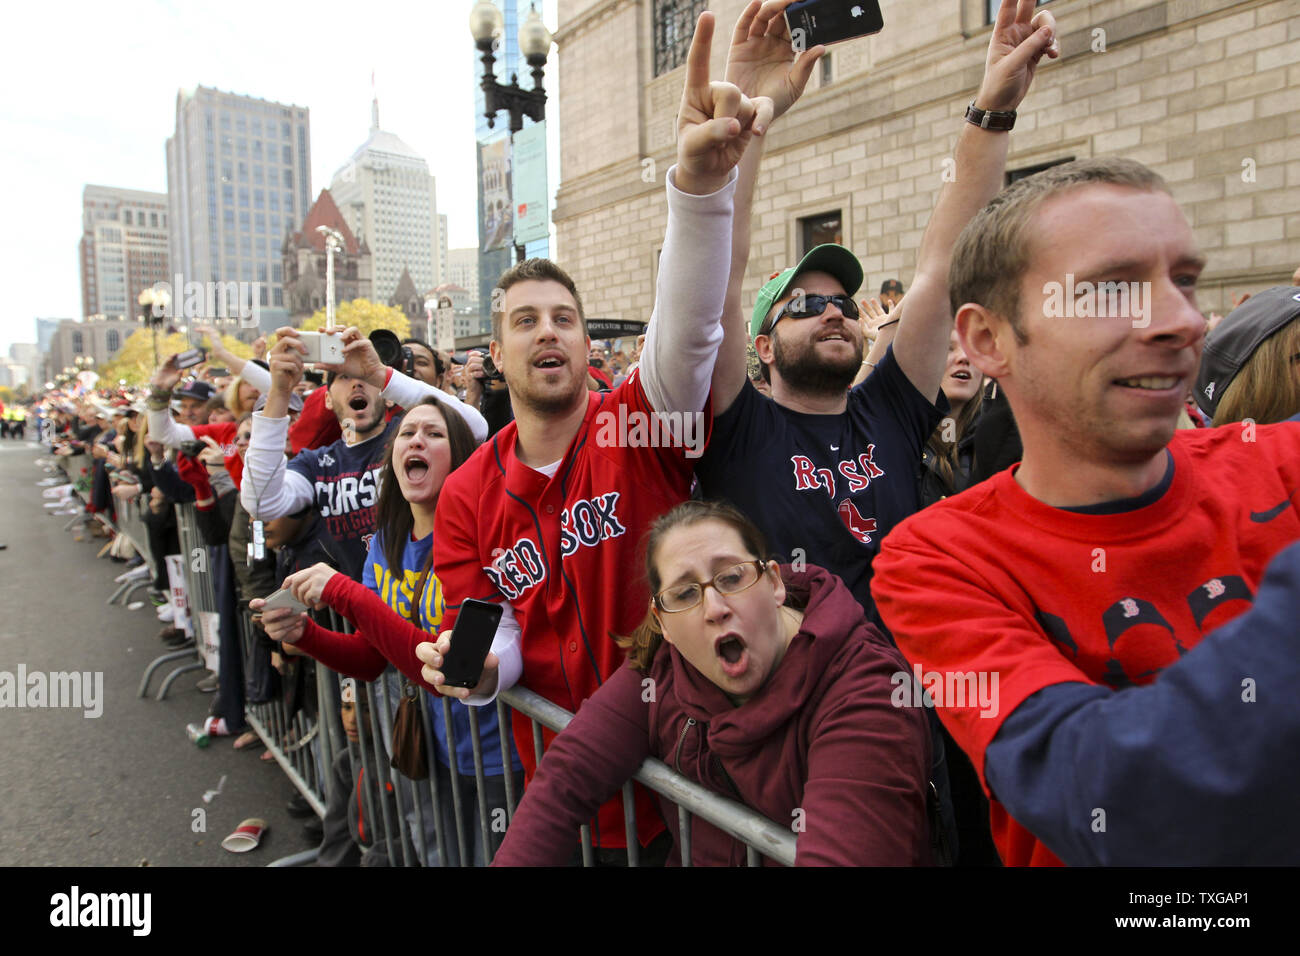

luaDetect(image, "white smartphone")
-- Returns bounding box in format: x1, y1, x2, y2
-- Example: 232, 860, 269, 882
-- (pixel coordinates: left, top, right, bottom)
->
299, 331, 345, 365
262, 587, 309, 615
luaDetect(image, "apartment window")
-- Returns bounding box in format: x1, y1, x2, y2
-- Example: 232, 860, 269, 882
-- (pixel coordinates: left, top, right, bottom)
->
123, 210, 133, 225
283, 169, 293, 188
72, 331, 83, 353
239, 161, 248, 181
254, 165, 264, 185
821, 51, 833, 86
282, 145, 291, 165
107, 330, 120, 352
653, 0, 707, 76
222, 184, 234, 204
799, 211, 843, 256
150, 212, 159, 227
239, 187, 249, 208
1006, 156, 1074, 186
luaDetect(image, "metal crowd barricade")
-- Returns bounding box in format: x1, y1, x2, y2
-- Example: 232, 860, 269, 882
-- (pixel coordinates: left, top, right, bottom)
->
139, 502, 206, 699
252, 600, 799, 867
106, 495, 157, 606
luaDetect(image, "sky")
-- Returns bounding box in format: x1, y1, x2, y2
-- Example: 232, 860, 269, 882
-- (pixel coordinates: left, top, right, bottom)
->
0, 0, 560, 353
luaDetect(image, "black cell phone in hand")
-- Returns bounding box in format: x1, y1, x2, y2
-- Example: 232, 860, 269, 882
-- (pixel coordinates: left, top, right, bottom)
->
785, 0, 884, 46
441, 599, 503, 688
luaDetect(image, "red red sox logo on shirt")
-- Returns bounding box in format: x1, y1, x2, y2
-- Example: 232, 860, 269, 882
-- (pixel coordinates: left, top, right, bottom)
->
482, 492, 626, 601
791, 451, 885, 545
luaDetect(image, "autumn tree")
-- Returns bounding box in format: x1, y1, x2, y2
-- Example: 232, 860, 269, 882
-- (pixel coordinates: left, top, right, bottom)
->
300, 299, 411, 339
97, 329, 252, 386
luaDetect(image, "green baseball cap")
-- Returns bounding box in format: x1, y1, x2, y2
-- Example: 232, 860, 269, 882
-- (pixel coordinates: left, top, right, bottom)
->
750, 244, 864, 339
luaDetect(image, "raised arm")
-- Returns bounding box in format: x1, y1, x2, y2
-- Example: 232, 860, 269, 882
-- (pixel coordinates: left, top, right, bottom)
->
893, 0, 1058, 402
714, 0, 825, 414
639, 11, 768, 421
193, 323, 267, 390
146, 353, 196, 448
240, 329, 313, 519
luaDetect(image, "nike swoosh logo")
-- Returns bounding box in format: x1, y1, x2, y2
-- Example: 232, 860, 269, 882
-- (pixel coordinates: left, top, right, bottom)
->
1250, 487, 1299, 523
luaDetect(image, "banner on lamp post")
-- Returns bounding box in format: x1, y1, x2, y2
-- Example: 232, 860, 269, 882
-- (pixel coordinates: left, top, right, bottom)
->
512, 121, 549, 246
436, 305, 456, 353
479, 138, 513, 252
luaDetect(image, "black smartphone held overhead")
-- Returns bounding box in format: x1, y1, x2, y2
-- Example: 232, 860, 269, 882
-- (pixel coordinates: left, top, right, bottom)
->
785, 0, 884, 47
441, 598, 503, 688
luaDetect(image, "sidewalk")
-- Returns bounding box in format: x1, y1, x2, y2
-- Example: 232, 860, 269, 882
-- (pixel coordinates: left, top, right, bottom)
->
0, 443, 317, 865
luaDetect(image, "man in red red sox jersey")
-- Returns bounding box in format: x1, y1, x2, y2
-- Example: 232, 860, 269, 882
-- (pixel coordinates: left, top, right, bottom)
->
415, 13, 772, 859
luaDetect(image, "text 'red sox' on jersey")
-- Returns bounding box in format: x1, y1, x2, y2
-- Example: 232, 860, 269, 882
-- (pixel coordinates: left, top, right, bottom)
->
434, 370, 710, 850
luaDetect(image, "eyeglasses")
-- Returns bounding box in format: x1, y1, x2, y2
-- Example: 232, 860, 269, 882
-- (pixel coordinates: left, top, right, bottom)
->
767, 294, 859, 334
653, 560, 768, 613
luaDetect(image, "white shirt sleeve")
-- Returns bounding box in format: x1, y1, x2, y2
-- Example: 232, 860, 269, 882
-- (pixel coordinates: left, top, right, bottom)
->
238, 361, 272, 395
639, 164, 737, 427
239, 412, 314, 519
463, 603, 522, 706
381, 368, 489, 443
146, 408, 195, 449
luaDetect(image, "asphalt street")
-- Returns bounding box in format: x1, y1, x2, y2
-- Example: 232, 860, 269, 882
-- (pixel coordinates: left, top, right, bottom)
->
0, 442, 317, 866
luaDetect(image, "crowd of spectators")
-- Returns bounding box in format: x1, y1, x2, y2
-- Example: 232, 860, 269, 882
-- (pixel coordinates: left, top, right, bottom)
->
32, 0, 1300, 866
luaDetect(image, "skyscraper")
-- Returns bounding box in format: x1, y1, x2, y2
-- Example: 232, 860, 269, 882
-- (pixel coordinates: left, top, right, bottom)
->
79, 185, 170, 321
166, 85, 311, 333
329, 96, 444, 303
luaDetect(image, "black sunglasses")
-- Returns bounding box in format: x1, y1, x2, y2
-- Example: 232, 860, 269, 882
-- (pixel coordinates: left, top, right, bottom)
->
768, 294, 859, 334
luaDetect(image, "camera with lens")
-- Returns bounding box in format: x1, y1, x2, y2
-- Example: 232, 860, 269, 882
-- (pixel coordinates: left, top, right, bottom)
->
369, 329, 414, 377
475, 349, 505, 384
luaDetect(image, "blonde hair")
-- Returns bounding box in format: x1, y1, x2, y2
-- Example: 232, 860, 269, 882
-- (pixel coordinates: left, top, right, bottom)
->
1212, 320, 1300, 426
224, 373, 259, 417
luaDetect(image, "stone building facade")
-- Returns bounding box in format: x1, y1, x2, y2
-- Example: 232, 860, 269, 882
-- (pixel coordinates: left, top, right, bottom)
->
552, 0, 1299, 322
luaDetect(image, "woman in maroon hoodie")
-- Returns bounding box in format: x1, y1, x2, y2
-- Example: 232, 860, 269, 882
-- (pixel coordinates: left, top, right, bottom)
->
491, 500, 933, 866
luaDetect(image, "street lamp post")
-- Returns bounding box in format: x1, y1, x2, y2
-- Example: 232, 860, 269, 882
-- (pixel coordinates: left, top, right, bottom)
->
470, 1, 553, 263
137, 287, 172, 368
317, 226, 345, 328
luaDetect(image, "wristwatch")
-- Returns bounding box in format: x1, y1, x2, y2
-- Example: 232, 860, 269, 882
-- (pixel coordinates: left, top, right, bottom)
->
965, 102, 1016, 131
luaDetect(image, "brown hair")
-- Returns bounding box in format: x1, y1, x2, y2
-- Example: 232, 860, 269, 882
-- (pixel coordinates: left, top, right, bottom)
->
374, 398, 479, 589
1212, 319, 1300, 426
617, 500, 790, 672
949, 158, 1171, 343
926, 387, 984, 492
490, 258, 586, 343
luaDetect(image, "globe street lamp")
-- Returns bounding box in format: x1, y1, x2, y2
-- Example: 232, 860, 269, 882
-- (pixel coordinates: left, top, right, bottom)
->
470, 1, 553, 262
138, 287, 171, 368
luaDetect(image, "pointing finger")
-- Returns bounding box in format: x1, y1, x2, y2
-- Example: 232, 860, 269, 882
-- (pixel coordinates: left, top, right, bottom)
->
685, 11, 715, 93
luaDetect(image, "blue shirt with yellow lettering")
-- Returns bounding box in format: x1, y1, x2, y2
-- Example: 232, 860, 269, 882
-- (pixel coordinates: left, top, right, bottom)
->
364, 529, 520, 776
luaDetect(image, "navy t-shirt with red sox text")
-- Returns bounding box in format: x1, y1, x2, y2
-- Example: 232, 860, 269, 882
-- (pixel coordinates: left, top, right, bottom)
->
697, 345, 945, 625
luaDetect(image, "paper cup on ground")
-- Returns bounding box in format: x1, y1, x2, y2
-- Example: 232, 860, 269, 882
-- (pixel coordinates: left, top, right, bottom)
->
222, 818, 268, 853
